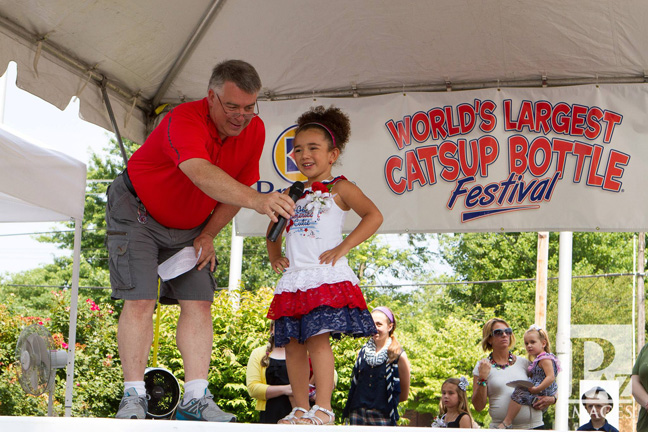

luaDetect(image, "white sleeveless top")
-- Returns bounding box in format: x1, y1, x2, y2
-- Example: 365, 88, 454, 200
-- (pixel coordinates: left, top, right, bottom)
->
285, 187, 348, 269
275, 180, 360, 295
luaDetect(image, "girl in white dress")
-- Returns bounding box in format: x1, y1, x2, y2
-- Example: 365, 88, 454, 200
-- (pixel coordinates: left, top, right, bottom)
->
266, 105, 383, 425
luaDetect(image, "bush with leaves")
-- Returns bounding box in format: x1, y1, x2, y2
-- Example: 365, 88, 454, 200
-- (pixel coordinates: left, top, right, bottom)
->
0, 289, 121, 417
0, 304, 54, 415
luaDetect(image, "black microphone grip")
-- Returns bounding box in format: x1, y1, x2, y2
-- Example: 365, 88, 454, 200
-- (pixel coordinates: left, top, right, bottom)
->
267, 181, 305, 242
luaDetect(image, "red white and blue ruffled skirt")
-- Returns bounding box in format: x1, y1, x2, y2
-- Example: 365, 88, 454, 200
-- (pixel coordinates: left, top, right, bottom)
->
267, 264, 377, 346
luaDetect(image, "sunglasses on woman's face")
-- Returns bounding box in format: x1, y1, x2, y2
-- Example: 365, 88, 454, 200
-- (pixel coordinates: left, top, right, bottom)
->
492, 327, 513, 337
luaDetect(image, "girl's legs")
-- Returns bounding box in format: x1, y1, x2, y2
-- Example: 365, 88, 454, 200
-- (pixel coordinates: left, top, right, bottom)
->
305, 332, 335, 422
500, 400, 522, 428
284, 338, 310, 413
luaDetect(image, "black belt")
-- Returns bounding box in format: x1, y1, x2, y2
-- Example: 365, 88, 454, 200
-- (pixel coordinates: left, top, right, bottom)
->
122, 168, 139, 199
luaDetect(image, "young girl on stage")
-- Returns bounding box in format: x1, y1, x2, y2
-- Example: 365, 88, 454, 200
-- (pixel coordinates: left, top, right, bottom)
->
499, 325, 560, 429
266, 105, 383, 425
432, 377, 476, 428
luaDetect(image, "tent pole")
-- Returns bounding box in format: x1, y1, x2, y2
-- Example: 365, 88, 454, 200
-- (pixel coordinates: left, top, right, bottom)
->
555, 231, 573, 430
633, 235, 638, 432
64, 219, 83, 417
634, 235, 637, 358
100, 77, 129, 167
228, 219, 244, 309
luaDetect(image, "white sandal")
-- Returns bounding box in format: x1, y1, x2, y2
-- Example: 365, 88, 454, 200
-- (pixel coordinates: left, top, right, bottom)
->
297, 405, 335, 425
278, 407, 308, 424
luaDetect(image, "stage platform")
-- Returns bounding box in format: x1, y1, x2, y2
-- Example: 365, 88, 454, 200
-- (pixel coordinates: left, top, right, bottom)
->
1, 416, 445, 431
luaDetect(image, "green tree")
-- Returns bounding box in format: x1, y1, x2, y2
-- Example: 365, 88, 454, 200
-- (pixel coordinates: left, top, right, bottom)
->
436, 231, 637, 428
400, 313, 486, 423
437, 232, 635, 314
0, 290, 121, 417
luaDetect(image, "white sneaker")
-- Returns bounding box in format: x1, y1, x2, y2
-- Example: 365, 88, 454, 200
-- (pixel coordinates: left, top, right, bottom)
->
176, 389, 236, 422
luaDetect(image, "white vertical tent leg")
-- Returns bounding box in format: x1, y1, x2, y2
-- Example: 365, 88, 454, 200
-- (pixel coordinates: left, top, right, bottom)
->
64, 219, 83, 417
555, 231, 573, 430
228, 220, 244, 308
633, 235, 637, 365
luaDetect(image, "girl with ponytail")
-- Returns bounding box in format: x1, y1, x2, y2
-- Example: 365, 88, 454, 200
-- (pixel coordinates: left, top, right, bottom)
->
246, 321, 294, 423
343, 306, 411, 425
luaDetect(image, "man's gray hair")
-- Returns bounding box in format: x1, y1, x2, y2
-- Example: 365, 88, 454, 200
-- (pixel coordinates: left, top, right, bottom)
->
208, 60, 262, 94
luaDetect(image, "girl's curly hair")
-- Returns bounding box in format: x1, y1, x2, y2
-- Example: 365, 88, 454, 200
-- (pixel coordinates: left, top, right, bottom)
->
295, 105, 351, 154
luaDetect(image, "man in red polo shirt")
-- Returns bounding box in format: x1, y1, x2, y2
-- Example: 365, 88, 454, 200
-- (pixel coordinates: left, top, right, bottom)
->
106, 60, 294, 421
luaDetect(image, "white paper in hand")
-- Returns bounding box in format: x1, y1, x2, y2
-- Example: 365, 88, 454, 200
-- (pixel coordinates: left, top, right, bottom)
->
506, 380, 534, 388
158, 246, 202, 281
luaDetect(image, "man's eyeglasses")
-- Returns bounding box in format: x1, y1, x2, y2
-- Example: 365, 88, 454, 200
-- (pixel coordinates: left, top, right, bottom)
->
216, 94, 259, 120
492, 327, 513, 337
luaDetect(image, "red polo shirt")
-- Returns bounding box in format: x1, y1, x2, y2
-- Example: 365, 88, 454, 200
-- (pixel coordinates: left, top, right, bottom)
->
127, 98, 264, 229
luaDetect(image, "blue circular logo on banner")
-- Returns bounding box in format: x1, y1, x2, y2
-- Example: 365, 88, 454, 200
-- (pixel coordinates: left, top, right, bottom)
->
271, 125, 307, 183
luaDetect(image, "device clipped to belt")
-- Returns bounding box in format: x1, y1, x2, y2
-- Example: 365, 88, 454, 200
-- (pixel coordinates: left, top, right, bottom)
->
122, 168, 148, 224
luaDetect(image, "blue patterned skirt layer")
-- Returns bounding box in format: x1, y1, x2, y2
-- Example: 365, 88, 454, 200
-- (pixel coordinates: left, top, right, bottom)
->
274, 305, 376, 347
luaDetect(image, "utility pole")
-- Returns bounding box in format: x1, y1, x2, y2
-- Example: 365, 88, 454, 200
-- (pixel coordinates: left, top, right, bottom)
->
639, 232, 645, 349
535, 232, 549, 328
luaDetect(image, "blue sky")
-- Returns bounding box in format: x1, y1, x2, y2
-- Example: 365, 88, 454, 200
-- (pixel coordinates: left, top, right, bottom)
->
0, 62, 113, 274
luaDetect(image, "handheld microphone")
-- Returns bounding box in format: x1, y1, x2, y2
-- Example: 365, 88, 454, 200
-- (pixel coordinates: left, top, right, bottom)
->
267, 181, 305, 242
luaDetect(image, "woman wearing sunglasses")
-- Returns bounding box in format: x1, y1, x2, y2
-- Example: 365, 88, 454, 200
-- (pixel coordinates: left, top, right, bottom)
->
471, 318, 556, 429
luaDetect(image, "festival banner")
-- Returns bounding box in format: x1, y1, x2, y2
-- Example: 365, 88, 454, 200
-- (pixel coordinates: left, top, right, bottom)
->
235, 84, 648, 236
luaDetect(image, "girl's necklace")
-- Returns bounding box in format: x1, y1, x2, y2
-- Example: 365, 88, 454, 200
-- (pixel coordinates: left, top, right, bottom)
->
489, 351, 514, 370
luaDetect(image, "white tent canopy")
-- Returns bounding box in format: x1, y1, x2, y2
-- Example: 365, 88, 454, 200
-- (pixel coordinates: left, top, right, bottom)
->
0, 125, 86, 222
1, 1, 648, 144
0, 124, 87, 417
1, 1, 645, 426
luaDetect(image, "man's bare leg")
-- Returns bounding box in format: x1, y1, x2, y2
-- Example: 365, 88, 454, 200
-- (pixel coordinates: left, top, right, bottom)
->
176, 299, 213, 383
118, 299, 157, 381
